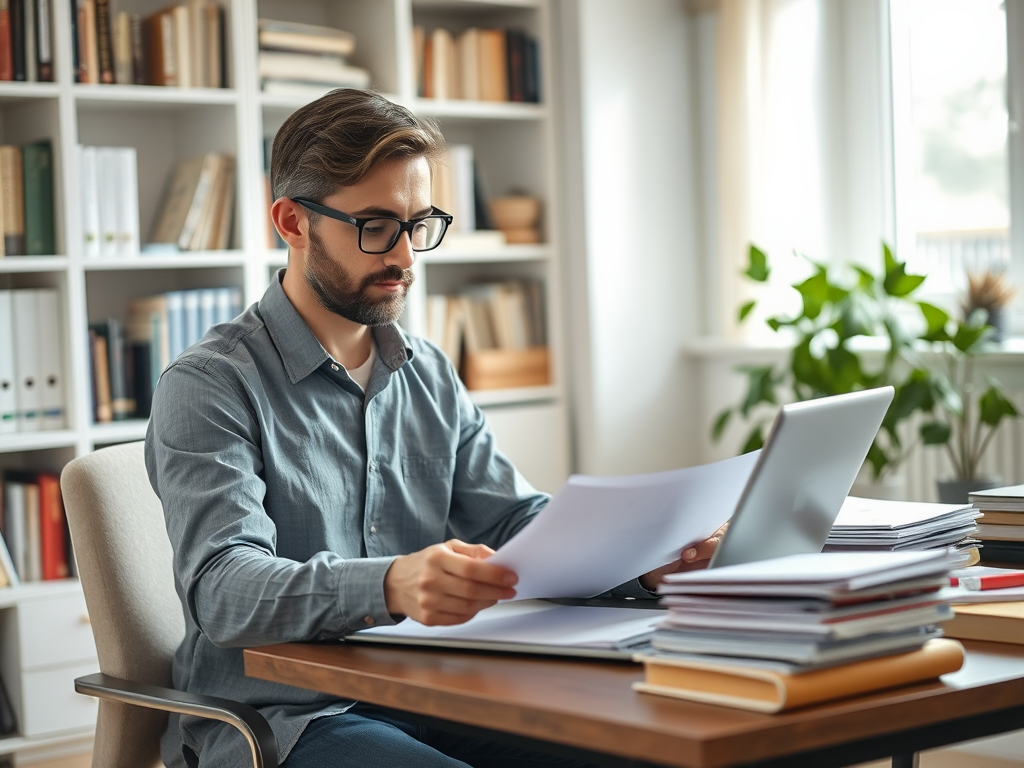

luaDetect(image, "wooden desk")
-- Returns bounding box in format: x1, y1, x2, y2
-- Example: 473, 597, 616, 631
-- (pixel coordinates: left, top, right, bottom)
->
244, 640, 1024, 768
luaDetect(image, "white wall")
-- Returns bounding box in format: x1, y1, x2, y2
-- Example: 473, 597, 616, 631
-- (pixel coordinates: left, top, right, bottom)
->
557, 0, 705, 476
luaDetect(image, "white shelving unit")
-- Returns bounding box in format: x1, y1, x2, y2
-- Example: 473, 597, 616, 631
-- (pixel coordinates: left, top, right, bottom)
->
0, 0, 569, 760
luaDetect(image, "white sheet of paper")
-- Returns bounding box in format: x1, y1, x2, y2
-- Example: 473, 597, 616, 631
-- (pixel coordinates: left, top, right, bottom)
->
357, 600, 664, 648
487, 450, 761, 600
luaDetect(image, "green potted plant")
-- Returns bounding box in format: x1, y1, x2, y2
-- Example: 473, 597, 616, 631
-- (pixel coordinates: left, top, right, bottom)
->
914, 300, 1020, 502
712, 244, 933, 497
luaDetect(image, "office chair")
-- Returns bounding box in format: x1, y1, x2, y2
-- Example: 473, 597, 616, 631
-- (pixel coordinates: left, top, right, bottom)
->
61, 441, 277, 768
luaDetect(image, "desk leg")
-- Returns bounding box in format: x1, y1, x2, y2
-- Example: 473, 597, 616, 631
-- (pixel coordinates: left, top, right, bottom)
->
892, 753, 919, 768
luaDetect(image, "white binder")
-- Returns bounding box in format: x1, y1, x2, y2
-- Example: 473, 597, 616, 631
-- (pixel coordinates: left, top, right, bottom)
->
0, 290, 16, 434
79, 146, 101, 258
12, 290, 41, 431
35, 288, 65, 430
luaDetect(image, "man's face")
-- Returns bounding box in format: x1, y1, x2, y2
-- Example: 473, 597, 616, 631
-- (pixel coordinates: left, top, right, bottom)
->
302, 156, 430, 326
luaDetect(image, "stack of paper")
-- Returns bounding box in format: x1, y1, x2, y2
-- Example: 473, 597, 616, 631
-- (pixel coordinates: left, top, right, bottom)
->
634, 551, 967, 712
826, 496, 980, 556
968, 485, 1024, 563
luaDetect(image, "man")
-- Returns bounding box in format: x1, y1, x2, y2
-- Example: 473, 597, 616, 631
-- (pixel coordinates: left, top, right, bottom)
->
145, 89, 724, 767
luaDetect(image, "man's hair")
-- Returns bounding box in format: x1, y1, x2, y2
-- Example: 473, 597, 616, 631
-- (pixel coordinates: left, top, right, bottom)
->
270, 89, 447, 208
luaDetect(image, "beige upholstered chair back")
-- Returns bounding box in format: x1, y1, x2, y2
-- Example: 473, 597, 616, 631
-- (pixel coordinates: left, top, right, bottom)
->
62, 440, 183, 768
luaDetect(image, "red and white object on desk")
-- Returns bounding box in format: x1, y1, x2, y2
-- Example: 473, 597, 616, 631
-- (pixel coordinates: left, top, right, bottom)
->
944, 566, 1024, 603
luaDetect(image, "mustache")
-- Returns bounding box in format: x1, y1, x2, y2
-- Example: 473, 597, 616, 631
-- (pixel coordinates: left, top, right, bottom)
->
361, 266, 414, 289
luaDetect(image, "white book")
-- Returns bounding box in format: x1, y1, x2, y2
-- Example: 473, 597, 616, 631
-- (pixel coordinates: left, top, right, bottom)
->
79, 146, 101, 257
173, 4, 191, 88
12, 290, 41, 432
182, 289, 201, 348
198, 288, 217, 338
0, 529, 19, 586
116, 146, 140, 255
96, 147, 120, 257
34, 288, 64, 430
448, 144, 475, 232
0, 290, 16, 434
166, 290, 186, 360
3, 480, 26, 580
23, 480, 41, 582
177, 154, 221, 251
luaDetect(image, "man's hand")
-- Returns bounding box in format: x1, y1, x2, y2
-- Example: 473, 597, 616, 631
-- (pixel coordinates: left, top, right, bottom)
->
384, 539, 518, 626
638, 522, 729, 592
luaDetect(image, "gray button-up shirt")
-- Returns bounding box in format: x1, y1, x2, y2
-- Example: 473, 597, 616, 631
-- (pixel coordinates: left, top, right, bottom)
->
145, 272, 551, 765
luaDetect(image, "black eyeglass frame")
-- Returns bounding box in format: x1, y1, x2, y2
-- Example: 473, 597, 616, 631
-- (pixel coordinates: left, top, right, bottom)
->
291, 197, 453, 254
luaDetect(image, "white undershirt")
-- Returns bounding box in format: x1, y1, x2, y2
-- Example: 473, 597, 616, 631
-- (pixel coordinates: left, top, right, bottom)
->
345, 338, 377, 392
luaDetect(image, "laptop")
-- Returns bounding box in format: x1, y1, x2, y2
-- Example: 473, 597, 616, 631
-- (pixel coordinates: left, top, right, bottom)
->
348, 386, 895, 658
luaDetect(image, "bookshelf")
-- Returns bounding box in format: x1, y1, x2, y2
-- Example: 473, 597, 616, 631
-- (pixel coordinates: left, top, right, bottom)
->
0, 0, 569, 760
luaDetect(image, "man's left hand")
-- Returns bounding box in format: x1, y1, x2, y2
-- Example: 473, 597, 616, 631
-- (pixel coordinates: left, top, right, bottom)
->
638, 522, 729, 592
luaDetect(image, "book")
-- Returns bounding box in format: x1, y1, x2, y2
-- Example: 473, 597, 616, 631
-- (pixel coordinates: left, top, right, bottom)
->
826, 496, 980, 552
971, 484, 1024, 511
37, 471, 67, 580
94, 0, 113, 82
0, 0, 12, 81
10, 0, 24, 80
944, 600, 1024, 644
23, 0, 34, 81
34, 288, 64, 429
258, 51, 371, 88
633, 637, 965, 713
35, 0, 51, 81
2, 475, 25, 578
96, 146, 119, 256
115, 145, 140, 255
0, 671, 16, 735
113, 9, 132, 83
78, 145, 100, 257
0, 530, 18, 587
429, 27, 456, 99
148, 153, 209, 248
0, 145, 24, 255
257, 18, 356, 57
12, 289, 40, 431
976, 523, 1024, 541
144, 5, 176, 86
0, 290, 15, 434
88, 325, 112, 422
456, 27, 480, 101
81, 0, 99, 84
22, 139, 54, 256
478, 28, 508, 102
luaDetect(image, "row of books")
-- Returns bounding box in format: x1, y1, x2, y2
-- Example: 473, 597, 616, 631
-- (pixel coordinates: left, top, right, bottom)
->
0, 289, 65, 434
414, 26, 540, 103
636, 550, 966, 713
88, 286, 242, 422
0, 0, 54, 82
0, 469, 72, 585
146, 152, 235, 253
258, 18, 370, 101
79, 144, 138, 258
72, 0, 227, 87
425, 279, 546, 371
0, 139, 55, 257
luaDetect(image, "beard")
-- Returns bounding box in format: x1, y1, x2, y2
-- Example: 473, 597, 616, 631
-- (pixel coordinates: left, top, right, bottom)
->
303, 227, 415, 326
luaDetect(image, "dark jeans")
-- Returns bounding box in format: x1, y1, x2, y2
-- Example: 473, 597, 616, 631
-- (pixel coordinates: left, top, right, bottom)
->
283, 702, 604, 768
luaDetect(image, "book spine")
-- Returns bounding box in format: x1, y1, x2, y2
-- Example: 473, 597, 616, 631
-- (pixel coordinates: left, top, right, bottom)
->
69, 0, 81, 82
106, 316, 132, 419
0, 146, 25, 256
0, 0, 11, 81
22, 0, 32, 81
94, 0, 112, 83
82, 0, 98, 84
9, 0, 23, 80
22, 140, 54, 256
88, 326, 112, 422
34, 0, 49, 80
112, 9, 130, 83
37, 472, 67, 580
128, 12, 142, 84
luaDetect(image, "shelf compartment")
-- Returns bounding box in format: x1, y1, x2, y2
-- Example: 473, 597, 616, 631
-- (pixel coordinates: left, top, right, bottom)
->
0, 84, 60, 103
0, 257, 68, 273
0, 432, 77, 454
82, 252, 248, 271
72, 84, 239, 108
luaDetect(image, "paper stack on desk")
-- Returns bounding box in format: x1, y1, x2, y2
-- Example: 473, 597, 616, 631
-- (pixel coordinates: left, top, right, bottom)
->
826, 496, 980, 557
634, 550, 967, 713
968, 484, 1024, 564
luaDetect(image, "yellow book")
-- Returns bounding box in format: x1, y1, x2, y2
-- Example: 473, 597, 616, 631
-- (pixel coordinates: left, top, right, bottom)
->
944, 600, 1024, 645
634, 638, 965, 713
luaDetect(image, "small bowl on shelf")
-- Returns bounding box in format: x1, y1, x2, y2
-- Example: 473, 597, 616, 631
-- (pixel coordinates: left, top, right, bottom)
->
489, 196, 541, 231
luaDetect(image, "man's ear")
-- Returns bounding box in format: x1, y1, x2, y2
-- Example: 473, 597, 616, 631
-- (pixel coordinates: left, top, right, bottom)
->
270, 198, 308, 250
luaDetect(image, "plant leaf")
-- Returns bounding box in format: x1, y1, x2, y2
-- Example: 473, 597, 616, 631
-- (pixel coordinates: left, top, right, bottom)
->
745, 245, 770, 282
795, 271, 830, 320
738, 365, 780, 416
979, 385, 1020, 426
711, 409, 733, 441
917, 302, 950, 341
740, 424, 766, 454
920, 421, 951, 445
738, 300, 756, 323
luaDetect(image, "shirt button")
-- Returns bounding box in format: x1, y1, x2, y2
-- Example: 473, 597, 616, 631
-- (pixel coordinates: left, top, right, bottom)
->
370, 525, 377, 533
364, 616, 375, 626
368, 459, 377, 472
330, 363, 339, 371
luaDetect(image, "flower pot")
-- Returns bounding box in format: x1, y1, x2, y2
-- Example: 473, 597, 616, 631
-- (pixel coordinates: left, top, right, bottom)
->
936, 477, 1003, 505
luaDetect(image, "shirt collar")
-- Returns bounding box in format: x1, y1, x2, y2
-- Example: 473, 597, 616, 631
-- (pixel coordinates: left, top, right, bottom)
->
260, 269, 413, 384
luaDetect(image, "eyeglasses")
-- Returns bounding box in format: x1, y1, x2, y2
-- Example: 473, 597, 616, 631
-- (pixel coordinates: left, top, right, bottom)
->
292, 198, 453, 254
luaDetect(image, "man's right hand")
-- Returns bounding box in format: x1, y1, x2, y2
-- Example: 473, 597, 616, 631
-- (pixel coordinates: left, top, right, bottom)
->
383, 539, 518, 626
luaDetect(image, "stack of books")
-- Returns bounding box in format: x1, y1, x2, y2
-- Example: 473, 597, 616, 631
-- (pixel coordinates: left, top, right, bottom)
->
968, 484, 1024, 563
635, 551, 967, 713
0, 288, 65, 434
145, 153, 235, 252
258, 18, 370, 101
0, 139, 55, 257
826, 496, 981, 561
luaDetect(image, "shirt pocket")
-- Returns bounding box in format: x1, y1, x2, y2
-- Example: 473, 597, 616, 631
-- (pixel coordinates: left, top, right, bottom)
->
400, 456, 456, 535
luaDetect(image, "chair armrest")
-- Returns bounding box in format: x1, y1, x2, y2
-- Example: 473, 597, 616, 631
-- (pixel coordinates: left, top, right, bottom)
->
75, 672, 278, 768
